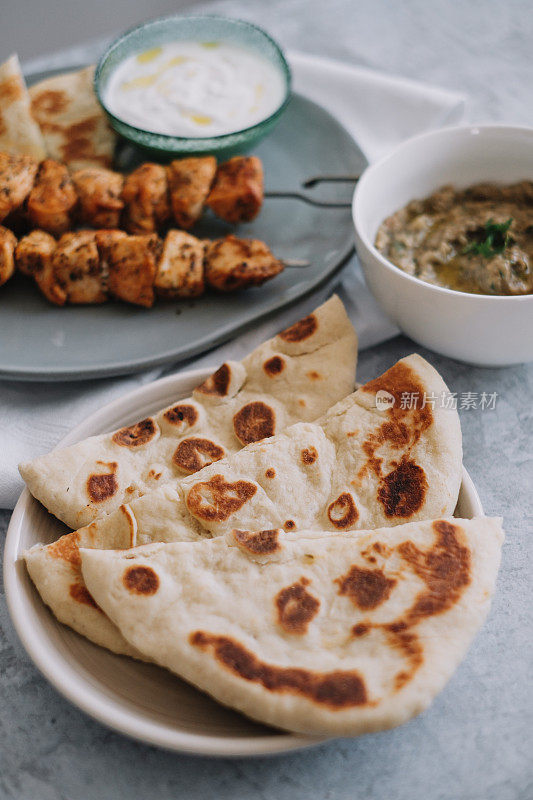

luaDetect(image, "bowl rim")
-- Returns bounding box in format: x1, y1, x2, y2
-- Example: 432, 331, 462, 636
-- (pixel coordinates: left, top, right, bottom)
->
3, 365, 483, 757
353, 123, 533, 303
94, 14, 292, 148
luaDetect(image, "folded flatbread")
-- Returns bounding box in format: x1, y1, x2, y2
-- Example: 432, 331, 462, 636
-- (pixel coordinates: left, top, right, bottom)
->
28, 66, 116, 170
20, 296, 358, 529
0, 54, 46, 159
79, 516, 503, 735
24, 353, 463, 656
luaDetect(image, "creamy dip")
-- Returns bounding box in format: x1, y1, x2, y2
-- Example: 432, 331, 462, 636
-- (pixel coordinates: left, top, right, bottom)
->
375, 182, 533, 296
104, 41, 286, 137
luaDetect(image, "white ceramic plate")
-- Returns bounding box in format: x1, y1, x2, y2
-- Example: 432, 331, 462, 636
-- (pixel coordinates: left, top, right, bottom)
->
4, 368, 483, 757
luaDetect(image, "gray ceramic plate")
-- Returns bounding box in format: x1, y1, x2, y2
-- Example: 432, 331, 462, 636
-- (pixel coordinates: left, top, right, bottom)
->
0, 69, 367, 381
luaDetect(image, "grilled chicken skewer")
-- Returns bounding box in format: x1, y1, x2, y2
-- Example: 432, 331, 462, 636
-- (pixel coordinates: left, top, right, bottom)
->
13, 228, 284, 307
0, 226, 17, 287
0, 152, 264, 234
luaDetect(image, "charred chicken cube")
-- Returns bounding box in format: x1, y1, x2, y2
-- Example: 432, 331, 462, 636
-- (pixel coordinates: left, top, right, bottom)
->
16, 229, 65, 305
0, 226, 17, 287
167, 156, 216, 229
95, 228, 127, 275
0, 152, 38, 222
15, 229, 56, 276
204, 234, 284, 292
206, 156, 264, 223
155, 230, 205, 299
107, 234, 160, 308
71, 167, 124, 229
122, 163, 170, 234
52, 231, 107, 304
27, 159, 77, 236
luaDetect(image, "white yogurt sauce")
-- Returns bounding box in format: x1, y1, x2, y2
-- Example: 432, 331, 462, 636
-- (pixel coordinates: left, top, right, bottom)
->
104, 41, 286, 137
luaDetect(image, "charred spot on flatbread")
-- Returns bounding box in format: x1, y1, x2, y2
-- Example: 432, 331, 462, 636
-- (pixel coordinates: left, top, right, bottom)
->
358, 362, 435, 488
263, 355, 285, 376
383, 623, 424, 690
163, 403, 198, 429
265, 468, 276, 478
361, 361, 433, 439
378, 458, 428, 518
279, 313, 317, 343
341, 522, 471, 693
173, 437, 225, 473
336, 565, 396, 610
284, 520, 296, 531
47, 531, 81, 566
186, 474, 257, 522
399, 520, 471, 621
31, 89, 68, 119
327, 493, 359, 529
112, 418, 158, 448
275, 578, 320, 635
69, 582, 100, 610
232, 529, 281, 554
60, 117, 104, 165
190, 632, 368, 708
301, 447, 318, 465
123, 565, 159, 595
233, 401, 275, 445
87, 462, 118, 503
195, 363, 231, 396
0, 75, 23, 104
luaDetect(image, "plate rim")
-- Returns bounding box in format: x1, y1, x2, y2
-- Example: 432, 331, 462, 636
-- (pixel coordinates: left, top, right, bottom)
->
0, 79, 363, 382
3, 366, 483, 756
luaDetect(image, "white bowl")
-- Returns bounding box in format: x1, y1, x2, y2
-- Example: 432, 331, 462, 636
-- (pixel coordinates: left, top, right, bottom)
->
4, 368, 483, 756
353, 125, 533, 366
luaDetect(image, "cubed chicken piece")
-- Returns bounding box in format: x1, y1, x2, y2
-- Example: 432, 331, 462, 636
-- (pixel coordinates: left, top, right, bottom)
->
52, 231, 107, 304
155, 230, 205, 299
206, 156, 264, 223
122, 163, 170, 234
15, 229, 56, 276
71, 167, 124, 229
0, 152, 38, 222
0, 226, 17, 287
107, 234, 160, 308
167, 156, 216, 229
16, 230, 65, 305
94, 229, 127, 277
204, 235, 284, 292
27, 159, 77, 235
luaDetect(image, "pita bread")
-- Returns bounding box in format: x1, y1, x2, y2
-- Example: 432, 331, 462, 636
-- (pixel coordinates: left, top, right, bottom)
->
0, 54, 46, 159
20, 296, 358, 529
28, 66, 116, 170
79, 517, 503, 735
25, 507, 143, 658
24, 353, 463, 656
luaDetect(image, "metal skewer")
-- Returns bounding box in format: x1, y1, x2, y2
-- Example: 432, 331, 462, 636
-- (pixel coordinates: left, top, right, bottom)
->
265, 173, 360, 209
281, 257, 311, 268
302, 174, 361, 189
264, 191, 352, 209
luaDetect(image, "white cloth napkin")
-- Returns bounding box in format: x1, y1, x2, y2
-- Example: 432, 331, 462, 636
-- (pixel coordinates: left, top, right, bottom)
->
0, 47, 465, 510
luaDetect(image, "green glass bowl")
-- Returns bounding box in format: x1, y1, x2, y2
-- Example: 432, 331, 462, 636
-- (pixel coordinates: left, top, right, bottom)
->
94, 15, 292, 159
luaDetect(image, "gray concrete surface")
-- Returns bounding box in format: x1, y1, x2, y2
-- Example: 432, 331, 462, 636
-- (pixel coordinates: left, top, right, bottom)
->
1, 1, 532, 798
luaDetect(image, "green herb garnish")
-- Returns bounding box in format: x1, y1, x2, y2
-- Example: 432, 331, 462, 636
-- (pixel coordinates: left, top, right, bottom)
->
463, 218, 514, 258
